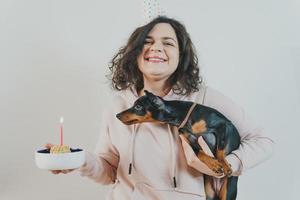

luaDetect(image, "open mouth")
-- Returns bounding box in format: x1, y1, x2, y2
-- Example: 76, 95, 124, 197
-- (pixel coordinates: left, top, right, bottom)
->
145, 56, 167, 63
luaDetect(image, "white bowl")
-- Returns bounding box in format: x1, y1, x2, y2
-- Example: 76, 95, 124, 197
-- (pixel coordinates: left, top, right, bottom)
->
35, 148, 85, 170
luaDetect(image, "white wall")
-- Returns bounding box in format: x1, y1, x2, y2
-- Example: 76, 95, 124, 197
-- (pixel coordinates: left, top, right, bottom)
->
0, 0, 299, 199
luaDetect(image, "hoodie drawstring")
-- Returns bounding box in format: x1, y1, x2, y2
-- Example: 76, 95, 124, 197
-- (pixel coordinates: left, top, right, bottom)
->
128, 124, 138, 175
128, 123, 178, 188
167, 124, 177, 188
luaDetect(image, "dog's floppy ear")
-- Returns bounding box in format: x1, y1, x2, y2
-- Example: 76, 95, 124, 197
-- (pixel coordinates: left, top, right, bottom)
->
144, 90, 156, 98
144, 90, 153, 96
144, 90, 165, 110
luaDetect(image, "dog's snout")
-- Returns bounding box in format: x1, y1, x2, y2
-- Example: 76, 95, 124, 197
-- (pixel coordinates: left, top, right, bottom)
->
116, 113, 121, 120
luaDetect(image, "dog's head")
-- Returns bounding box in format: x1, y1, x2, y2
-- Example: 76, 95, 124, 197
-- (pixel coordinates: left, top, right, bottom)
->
116, 90, 173, 125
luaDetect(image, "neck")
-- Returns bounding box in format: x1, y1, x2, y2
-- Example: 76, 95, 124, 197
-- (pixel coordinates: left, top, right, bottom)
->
139, 76, 171, 97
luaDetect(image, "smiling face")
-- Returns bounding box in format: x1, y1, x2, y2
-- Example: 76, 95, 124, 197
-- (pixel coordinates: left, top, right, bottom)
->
137, 23, 180, 82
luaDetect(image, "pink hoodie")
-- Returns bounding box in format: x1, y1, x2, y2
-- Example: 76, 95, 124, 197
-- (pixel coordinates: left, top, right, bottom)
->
79, 85, 274, 200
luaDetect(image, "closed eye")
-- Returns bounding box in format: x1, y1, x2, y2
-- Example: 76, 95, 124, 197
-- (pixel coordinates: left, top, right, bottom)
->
164, 42, 174, 46
144, 40, 152, 44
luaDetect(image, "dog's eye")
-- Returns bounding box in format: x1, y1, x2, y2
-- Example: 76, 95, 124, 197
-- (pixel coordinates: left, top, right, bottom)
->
134, 105, 143, 111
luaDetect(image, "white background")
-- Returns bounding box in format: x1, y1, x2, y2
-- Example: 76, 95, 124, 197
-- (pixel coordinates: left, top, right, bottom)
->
0, 0, 299, 199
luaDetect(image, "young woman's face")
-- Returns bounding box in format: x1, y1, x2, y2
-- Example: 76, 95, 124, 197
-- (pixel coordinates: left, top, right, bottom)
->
137, 23, 180, 82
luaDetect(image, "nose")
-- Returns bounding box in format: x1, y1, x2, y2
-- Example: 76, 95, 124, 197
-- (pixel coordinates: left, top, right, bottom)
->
116, 113, 121, 119
150, 42, 162, 52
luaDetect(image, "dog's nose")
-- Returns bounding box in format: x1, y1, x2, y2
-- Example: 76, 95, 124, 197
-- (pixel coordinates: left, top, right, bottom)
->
116, 113, 121, 119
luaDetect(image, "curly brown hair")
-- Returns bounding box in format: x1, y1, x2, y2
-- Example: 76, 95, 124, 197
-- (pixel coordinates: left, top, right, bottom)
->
108, 16, 202, 96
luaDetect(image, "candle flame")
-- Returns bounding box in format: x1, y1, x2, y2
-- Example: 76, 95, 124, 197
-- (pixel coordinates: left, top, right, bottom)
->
60, 117, 64, 124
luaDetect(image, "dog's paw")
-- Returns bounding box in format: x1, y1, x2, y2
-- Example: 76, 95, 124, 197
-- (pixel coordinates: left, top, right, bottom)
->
222, 162, 233, 176
223, 166, 232, 176
205, 159, 224, 175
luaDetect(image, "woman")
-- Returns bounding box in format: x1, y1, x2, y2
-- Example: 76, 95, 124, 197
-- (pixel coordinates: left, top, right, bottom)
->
48, 16, 274, 200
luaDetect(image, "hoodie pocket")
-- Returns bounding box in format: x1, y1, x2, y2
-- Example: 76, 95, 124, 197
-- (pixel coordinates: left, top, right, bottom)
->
131, 182, 206, 200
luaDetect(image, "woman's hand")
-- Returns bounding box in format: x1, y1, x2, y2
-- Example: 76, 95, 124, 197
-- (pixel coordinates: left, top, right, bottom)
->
44, 143, 76, 175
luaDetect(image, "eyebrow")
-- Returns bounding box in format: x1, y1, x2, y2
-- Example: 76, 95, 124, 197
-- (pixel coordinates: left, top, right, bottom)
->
146, 36, 177, 44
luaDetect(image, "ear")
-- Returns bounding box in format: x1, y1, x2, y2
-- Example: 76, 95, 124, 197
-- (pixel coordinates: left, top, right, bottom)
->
144, 90, 153, 97
144, 90, 165, 109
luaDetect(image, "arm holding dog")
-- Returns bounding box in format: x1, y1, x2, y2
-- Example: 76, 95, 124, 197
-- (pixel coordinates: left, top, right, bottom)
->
204, 87, 274, 176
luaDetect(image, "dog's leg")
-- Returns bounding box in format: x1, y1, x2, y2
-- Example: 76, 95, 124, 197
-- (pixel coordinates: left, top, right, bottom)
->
204, 175, 219, 200
180, 130, 224, 176
215, 122, 233, 176
197, 150, 224, 175
219, 176, 238, 200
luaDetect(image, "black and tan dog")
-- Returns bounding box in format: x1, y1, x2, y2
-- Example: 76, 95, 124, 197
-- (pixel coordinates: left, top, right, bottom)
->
116, 90, 240, 200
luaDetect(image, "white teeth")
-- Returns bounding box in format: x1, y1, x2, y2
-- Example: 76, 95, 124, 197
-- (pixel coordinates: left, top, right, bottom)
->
147, 58, 165, 62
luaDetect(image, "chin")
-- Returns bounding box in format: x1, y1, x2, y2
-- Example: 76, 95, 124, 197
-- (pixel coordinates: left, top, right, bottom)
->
146, 73, 170, 81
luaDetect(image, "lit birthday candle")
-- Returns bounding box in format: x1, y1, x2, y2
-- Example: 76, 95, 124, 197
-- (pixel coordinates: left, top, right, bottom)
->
49, 116, 71, 153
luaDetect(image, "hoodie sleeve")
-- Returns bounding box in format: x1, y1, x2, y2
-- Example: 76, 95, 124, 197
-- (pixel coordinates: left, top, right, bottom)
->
205, 87, 274, 176
78, 108, 119, 184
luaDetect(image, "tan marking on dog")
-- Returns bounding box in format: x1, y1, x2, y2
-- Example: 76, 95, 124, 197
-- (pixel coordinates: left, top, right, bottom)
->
197, 151, 213, 164
119, 112, 139, 122
120, 111, 155, 124
219, 178, 228, 200
144, 111, 154, 121
216, 149, 233, 176
216, 149, 226, 160
192, 120, 207, 134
